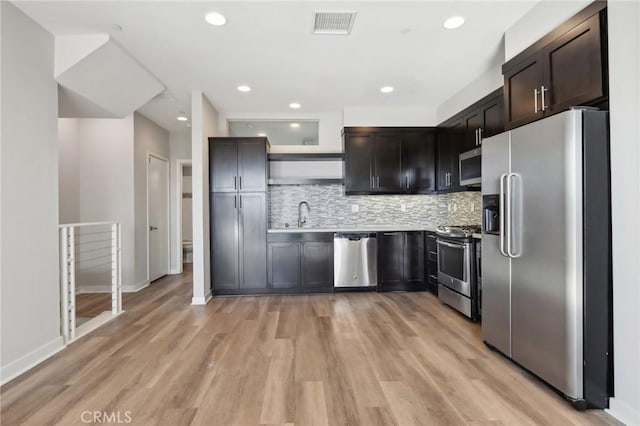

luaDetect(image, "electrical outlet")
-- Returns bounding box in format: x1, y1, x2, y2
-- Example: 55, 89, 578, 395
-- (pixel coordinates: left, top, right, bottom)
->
400, 203, 407, 212
351, 204, 359, 213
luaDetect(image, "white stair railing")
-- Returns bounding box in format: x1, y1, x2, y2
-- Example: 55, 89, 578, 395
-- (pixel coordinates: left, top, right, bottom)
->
59, 222, 122, 343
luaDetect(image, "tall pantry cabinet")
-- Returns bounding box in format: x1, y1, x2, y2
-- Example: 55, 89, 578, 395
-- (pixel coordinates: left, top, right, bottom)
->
209, 137, 269, 294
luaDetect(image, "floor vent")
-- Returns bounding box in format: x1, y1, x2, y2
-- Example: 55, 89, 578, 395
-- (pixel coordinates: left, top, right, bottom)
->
313, 11, 357, 35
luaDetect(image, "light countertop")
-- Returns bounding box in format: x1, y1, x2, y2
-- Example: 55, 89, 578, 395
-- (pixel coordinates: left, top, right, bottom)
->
268, 224, 439, 234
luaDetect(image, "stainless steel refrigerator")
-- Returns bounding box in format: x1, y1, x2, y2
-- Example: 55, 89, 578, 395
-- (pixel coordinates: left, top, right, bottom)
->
481, 108, 612, 409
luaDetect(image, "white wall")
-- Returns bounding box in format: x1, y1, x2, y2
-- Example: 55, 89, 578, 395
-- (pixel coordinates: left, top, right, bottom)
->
191, 91, 218, 304
504, 0, 591, 61
169, 130, 191, 273
58, 117, 136, 288
133, 112, 169, 285
342, 105, 437, 127
1, 2, 63, 383
607, 2, 640, 424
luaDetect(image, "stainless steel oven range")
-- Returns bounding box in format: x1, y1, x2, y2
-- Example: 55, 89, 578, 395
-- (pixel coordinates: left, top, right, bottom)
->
435, 225, 481, 321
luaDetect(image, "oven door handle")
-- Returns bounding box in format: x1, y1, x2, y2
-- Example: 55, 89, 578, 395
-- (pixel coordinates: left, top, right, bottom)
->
437, 240, 468, 249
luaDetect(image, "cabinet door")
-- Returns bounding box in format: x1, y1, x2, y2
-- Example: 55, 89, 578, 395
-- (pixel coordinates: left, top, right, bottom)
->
463, 111, 482, 152
437, 119, 464, 191
238, 139, 267, 192
238, 193, 267, 289
210, 141, 238, 192
373, 132, 402, 192
344, 133, 374, 194
302, 242, 333, 289
211, 193, 239, 290
504, 56, 543, 129
542, 13, 604, 114
403, 232, 425, 285
402, 131, 436, 193
378, 232, 403, 288
481, 95, 504, 141
268, 242, 301, 289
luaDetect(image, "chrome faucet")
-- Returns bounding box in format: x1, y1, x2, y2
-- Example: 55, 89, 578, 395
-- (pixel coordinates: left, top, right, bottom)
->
298, 201, 310, 228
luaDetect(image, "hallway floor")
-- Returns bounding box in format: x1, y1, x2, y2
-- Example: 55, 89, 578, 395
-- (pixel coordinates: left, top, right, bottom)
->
1, 267, 619, 425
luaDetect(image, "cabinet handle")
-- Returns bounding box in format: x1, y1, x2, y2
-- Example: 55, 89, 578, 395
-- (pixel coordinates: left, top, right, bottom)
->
239, 176, 242, 189
371, 175, 374, 189
478, 128, 483, 144
234, 195, 237, 209
234, 176, 237, 189
534, 88, 539, 113
239, 195, 242, 208
376, 176, 380, 188
405, 176, 409, 190
475, 129, 479, 146
541, 86, 548, 111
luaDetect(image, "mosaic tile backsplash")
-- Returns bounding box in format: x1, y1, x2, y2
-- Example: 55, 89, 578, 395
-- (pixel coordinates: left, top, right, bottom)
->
268, 185, 481, 229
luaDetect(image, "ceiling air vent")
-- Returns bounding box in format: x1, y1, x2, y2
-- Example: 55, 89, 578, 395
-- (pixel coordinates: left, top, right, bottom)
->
313, 11, 357, 35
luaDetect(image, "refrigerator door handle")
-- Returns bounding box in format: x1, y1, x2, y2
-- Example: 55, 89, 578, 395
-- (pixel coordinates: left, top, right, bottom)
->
505, 173, 514, 258
508, 173, 522, 258
499, 173, 509, 257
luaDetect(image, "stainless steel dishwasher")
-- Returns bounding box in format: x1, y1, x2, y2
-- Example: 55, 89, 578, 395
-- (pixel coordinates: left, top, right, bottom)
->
333, 233, 377, 287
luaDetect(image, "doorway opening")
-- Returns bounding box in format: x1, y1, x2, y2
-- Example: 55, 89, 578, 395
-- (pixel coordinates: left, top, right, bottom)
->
147, 153, 170, 283
175, 159, 192, 275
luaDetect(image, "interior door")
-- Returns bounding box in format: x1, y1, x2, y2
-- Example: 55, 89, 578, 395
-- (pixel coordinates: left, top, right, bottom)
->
509, 110, 584, 399
148, 155, 169, 282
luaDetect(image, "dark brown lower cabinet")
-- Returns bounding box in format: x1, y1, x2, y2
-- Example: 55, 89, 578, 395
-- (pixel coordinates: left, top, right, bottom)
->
425, 232, 438, 294
377, 231, 425, 292
267, 233, 333, 293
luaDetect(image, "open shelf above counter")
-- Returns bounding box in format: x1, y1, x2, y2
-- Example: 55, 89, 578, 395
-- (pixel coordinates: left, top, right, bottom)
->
268, 152, 343, 186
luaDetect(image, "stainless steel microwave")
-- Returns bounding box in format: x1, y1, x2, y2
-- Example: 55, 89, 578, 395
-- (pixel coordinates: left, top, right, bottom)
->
459, 148, 481, 186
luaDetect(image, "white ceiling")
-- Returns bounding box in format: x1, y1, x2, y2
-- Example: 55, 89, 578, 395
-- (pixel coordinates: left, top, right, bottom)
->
14, 1, 538, 132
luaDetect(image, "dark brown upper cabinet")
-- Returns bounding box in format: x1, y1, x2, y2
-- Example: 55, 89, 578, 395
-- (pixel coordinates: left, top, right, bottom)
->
209, 137, 269, 193
436, 118, 464, 192
459, 89, 505, 154
343, 127, 435, 195
503, 2, 607, 130
402, 130, 436, 193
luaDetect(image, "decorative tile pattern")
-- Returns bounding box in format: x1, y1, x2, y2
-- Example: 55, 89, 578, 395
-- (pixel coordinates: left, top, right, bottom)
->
268, 185, 481, 229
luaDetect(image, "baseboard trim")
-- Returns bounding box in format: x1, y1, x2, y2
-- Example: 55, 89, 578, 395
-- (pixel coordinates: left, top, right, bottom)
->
0, 337, 65, 386
122, 280, 149, 293
607, 398, 640, 426
191, 291, 212, 305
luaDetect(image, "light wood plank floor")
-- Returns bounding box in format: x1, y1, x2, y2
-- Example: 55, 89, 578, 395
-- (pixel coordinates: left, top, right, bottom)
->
1, 268, 619, 426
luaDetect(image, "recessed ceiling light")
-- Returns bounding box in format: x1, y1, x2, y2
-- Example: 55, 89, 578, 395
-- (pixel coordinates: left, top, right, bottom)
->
257, 132, 267, 137
289, 102, 301, 109
176, 115, 188, 122
237, 85, 251, 92
380, 86, 394, 93
290, 122, 300, 129
205, 12, 227, 26
443, 16, 465, 29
